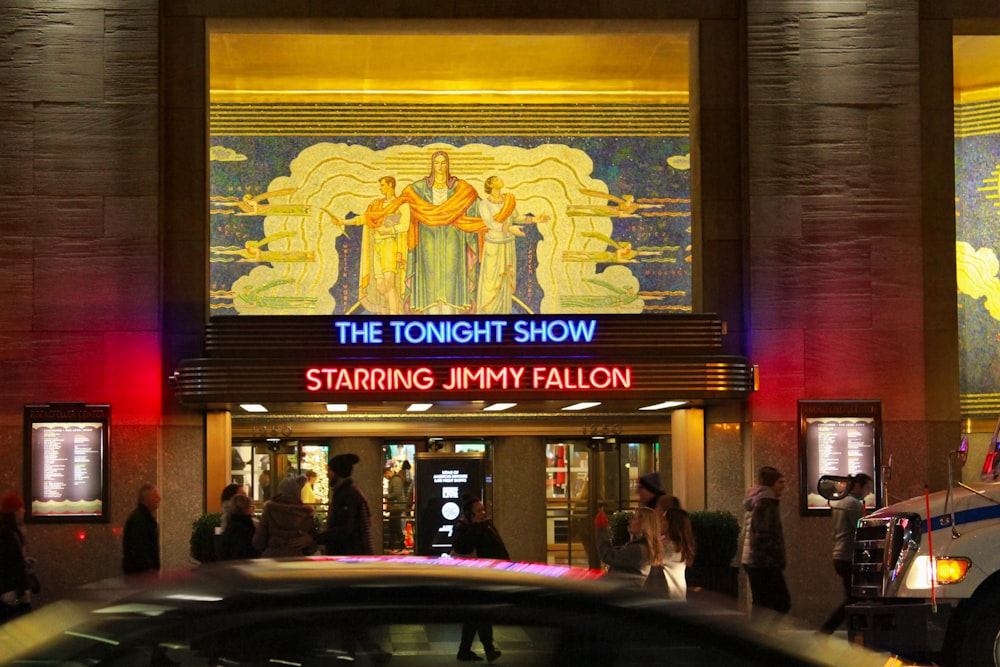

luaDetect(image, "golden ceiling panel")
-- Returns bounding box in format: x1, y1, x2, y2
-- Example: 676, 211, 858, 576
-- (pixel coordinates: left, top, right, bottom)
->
209, 19, 691, 105
955, 35, 1000, 103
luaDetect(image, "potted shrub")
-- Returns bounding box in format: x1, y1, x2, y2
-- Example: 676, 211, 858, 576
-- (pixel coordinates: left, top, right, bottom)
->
190, 512, 222, 564
686, 509, 741, 603
608, 509, 634, 546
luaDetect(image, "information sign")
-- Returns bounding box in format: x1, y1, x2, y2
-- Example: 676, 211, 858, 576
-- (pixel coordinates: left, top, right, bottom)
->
23, 404, 110, 523
413, 453, 485, 557
798, 400, 881, 515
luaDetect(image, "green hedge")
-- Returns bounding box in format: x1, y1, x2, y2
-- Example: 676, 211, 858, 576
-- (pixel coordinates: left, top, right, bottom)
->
190, 512, 222, 563
688, 509, 740, 567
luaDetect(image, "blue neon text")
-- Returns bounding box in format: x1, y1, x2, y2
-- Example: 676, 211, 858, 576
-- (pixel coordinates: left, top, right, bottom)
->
512, 319, 596, 344
333, 319, 597, 345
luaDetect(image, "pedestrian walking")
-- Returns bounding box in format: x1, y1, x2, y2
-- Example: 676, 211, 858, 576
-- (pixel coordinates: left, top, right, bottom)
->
122, 483, 161, 577
819, 472, 872, 633
740, 466, 790, 625
0, 493, 33, 624
453, 493, 508, 662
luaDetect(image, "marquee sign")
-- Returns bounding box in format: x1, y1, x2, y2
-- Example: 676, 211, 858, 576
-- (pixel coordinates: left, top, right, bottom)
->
333, 318, 597, 346
306, 364, 631, 393
305, 317, 630, 395
172, 314, 755, 406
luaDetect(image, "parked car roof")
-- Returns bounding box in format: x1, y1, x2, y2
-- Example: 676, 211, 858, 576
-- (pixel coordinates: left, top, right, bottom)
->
0, 556, 921, 666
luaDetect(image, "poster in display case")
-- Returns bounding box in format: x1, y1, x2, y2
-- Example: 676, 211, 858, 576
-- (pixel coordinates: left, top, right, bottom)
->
413, 452, 485, 557
798, 399, 881, 516
23, 403, 110, 523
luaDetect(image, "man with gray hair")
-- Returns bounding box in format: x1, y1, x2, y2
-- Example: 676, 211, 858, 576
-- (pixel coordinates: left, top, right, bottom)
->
122, 483, 161, 576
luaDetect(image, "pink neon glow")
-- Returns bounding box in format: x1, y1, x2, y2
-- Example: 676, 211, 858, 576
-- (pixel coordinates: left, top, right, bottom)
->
303, 555, 605, 580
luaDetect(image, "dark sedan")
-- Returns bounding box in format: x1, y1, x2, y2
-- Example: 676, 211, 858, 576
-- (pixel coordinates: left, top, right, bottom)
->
0, 556, 914, 666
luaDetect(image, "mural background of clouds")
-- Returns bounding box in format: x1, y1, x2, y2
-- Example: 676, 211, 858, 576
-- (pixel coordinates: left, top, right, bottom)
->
209, 104, 692, 317
211, 146, 247, 162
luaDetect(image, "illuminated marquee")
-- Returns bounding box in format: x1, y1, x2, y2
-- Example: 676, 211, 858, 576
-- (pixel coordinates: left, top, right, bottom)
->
310, 318, 634, 395
333, 318, 597, 345
305, 365, 632, 392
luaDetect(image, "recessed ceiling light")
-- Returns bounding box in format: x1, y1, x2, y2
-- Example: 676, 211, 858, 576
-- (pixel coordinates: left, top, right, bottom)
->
326, 404, 348, 412
563, 402, 602, 411
639, 400, 688, 411
407, 403, 433, 412
484, 403, 517, 411
240, 404, 268, 413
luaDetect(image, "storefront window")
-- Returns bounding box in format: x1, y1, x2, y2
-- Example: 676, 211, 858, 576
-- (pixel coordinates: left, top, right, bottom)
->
382, 443, 416, 554
233, 441, 328, 506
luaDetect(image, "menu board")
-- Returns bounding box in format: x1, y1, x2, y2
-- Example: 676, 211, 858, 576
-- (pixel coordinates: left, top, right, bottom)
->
798, 400, 881, 515
413, 452, 484, 557
23, 404, 110, 522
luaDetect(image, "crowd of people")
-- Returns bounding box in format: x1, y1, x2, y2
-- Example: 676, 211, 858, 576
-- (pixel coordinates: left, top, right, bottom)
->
594, 471, 697, 600
0, 458, 869, 651
590, 463, 862, 636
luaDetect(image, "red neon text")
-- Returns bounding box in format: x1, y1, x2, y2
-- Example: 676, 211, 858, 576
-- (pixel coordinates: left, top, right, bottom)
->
305, 365, 632, 392
306, 367, 435, 392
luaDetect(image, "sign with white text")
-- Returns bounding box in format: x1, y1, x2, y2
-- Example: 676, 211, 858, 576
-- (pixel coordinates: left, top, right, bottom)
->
23, 404, 110, 523
333, 318, 597, 345
414, 453, 485, 557
798, 400, 881, 516
307, 364, 631, 393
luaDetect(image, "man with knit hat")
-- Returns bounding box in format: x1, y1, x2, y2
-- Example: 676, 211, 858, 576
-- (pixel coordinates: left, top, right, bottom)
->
636, 471, 666, 509
319, 454, 390, 663
319, 453, 373, 556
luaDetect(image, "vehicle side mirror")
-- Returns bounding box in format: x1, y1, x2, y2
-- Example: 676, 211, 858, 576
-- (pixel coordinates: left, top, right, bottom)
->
817, 475, 850, 501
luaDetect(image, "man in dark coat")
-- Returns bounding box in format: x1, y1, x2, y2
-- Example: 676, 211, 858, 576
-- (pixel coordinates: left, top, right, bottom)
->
122, 483, 161, 576
740, 466, 790, 625
0, 493, 32, 624
319, 453, 374, 555
318, 454, 388, 663
452, 493, 508, 662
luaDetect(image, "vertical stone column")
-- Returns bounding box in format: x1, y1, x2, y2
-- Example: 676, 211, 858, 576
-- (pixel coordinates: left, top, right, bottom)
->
671, 409, 706, 510
745, 0, 947, 624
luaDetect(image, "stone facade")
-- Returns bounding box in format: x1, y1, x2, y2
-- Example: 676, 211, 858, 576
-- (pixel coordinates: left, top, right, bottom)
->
0, 0, 980, 628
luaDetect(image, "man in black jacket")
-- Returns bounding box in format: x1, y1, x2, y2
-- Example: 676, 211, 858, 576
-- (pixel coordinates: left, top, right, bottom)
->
122, 483, 161, 576
320, 453, 374, 555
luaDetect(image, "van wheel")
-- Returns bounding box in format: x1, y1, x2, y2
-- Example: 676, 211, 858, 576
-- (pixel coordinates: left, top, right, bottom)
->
954, 596, 1000, 667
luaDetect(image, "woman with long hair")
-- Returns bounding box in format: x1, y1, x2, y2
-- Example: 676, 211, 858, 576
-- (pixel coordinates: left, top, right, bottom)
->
660, 507, 696, 599
594, 505, 663, 589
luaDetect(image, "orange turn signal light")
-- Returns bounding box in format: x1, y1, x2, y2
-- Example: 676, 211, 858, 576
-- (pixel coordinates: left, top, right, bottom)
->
936, 557, 971, 584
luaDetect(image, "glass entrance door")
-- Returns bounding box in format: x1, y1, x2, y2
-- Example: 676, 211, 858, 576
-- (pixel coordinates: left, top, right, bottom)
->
231, 440, 329, 507
545, 438, 660, 568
